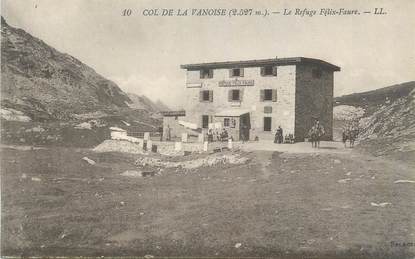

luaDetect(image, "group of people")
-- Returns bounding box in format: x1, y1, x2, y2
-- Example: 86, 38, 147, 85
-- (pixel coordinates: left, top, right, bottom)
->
207, 128, 229, 143
274, 126, 295, 144
165, 119, 328, 147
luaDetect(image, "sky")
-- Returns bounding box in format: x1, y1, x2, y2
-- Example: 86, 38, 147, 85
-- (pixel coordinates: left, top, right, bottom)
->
2, 0, 414, 109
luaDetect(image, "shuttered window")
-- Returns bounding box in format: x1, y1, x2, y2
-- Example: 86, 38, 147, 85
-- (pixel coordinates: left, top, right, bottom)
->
200, 68, 213, 79
200, 90, 213, 102
260, 89, 277, 102
229, 68, 244, 77
228, 89, 242, 102
272, 89, 277, 102
224, 118, 230, 127
261, 66, 277, 76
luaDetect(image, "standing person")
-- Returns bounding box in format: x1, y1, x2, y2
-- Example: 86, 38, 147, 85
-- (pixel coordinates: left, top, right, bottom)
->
275, 126, 283, 144
274, 129, 279, 143
158, 126, 163, 141
207, 129, 213, 143
314, 119, 325, 148
241, 124, 247, 143
166, 125, 171, 141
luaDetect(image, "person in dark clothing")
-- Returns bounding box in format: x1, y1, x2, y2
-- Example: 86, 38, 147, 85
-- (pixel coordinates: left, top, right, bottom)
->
207, 129, 214, 143
158, 126, 163, 141
221, 128, 229, 141
241, 124, 248, 143
166, 125, 171, 141
274, 126, 283, 144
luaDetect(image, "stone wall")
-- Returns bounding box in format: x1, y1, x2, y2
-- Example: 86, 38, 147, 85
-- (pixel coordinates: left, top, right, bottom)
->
183, 65, 297, 139
294, 64, 334, 141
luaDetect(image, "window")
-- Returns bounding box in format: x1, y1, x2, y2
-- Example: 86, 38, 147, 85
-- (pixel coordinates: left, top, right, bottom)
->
200, 68, 213, 79
232, 90, 240, 101
228, 89, 243, 102
224, 118, 230, 127
264, 89, 273, 101
260, 89, 277, 102
261, 66, 277, 76
200, 90, 213, 102
230, 68, 244, 77
202, 90, 210, 101
264, 117, 272, 131
312, 68, 322, 79
202, 115, 209, 129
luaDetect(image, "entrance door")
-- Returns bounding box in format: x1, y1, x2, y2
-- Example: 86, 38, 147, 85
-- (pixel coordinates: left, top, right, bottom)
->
240, 113, 250, 141
202, 115, 209, 129
264, 117, 272, 131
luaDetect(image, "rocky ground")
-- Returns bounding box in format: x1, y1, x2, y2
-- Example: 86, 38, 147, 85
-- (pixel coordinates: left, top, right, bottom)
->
1, 143, 414, 258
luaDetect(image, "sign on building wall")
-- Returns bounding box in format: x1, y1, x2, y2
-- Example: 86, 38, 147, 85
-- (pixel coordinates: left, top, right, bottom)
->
186, 83, 202, 88
218, 79, 254, 87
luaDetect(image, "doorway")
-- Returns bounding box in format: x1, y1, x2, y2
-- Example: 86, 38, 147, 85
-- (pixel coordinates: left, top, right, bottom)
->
240, 113, 250, 141
264, 117, 272, 131
202, 115, 209, 129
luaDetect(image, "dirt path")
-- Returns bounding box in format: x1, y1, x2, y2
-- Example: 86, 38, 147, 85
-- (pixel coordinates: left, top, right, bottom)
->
1, 145, 414, 258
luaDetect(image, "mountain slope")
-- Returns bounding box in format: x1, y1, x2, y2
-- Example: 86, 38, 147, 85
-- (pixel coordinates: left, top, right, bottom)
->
126, 92, 167, 112
0, 17, 163, 147
1, 16, 132, 120
334, 81, 415, 116
334, 82, 415, 165
154, 99, 170, 112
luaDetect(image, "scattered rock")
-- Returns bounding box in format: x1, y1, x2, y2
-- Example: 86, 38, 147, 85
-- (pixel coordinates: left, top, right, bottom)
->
346, 171, 352, 176
371, 202, 391, 207
121, 170, 143, 178
394, 180, 415, 184
82, 157, 96, 165
93, 140, 144, 154
75, 122, 92, 130
135, 153, 249, 171
234, 243, 242, 248
333, 159, 341, 164
337, 178, 351, 183
142, 170, 157, 177
31, 126, 45, 132
31, 177, 41, 182
0, 108, 31, 122
144, 255, 154, 259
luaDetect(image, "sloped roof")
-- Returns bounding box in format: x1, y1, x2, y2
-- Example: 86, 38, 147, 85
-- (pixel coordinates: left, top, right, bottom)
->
181, 57, 340, 71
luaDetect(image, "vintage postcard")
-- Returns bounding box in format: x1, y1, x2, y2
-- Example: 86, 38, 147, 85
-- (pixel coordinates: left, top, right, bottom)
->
1, 0, 414, 258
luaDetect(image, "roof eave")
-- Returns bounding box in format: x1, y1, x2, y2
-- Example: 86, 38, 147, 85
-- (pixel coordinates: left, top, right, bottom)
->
181, 57, 340, 71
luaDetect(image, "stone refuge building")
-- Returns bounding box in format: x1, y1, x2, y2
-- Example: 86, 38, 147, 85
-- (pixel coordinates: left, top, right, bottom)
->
164, 57, 340, 142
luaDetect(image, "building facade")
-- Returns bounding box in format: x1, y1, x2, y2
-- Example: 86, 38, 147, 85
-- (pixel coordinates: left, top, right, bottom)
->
178, 57, 340, 141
